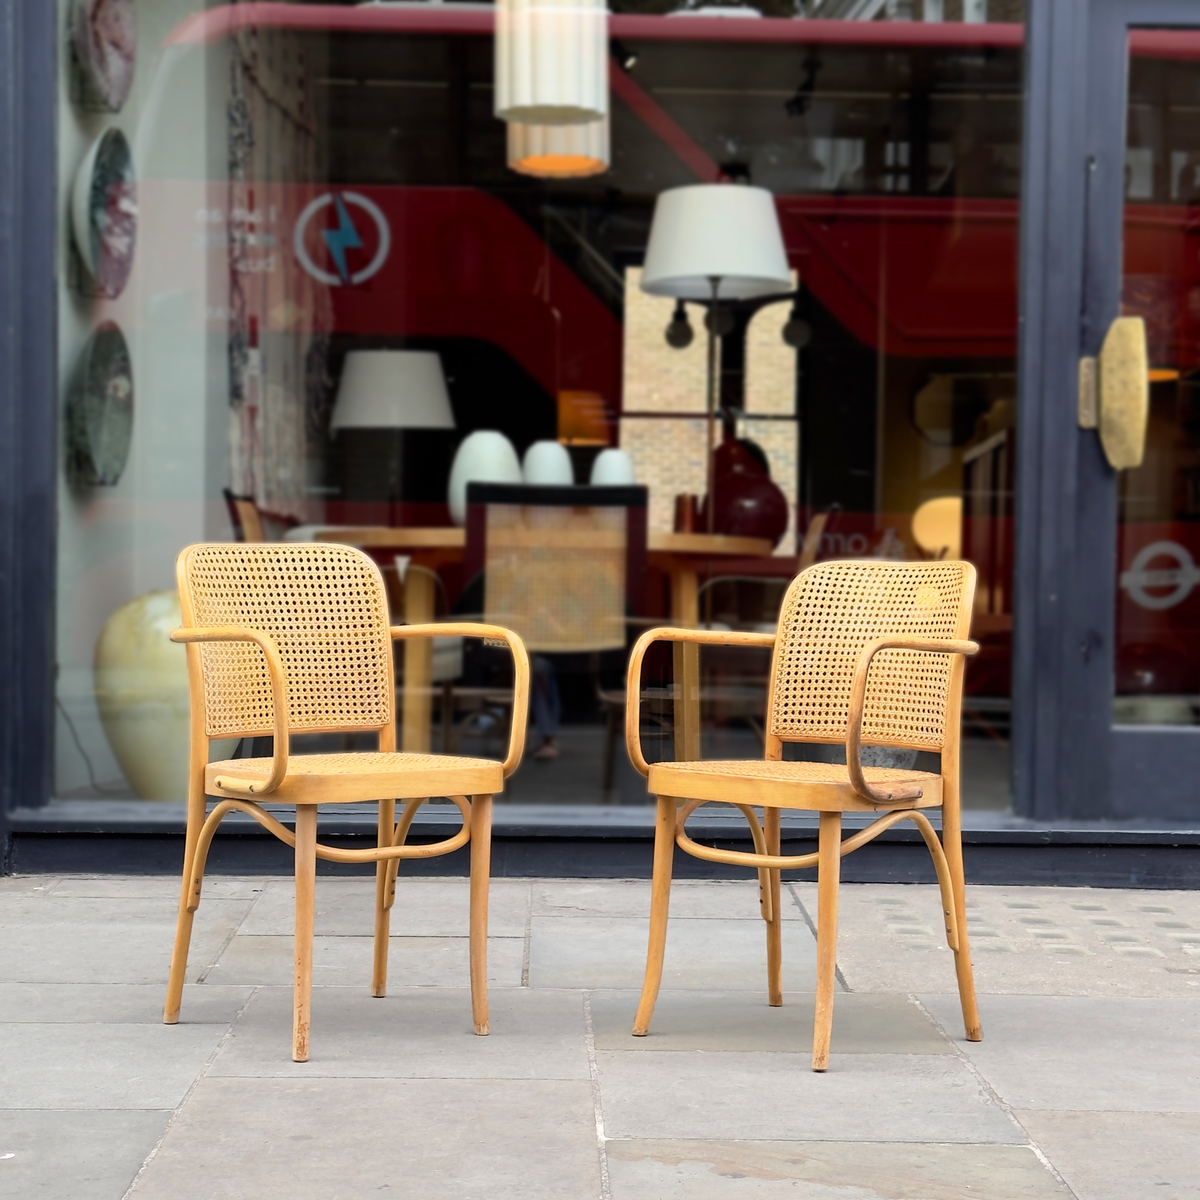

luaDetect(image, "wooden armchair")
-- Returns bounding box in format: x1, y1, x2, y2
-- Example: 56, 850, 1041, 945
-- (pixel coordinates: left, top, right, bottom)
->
163, 542, 528, 1062
625, 558, 981, 1071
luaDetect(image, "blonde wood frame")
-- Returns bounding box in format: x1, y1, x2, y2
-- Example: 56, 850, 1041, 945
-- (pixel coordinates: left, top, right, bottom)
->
163, 545, 529, 1061
624, 565, 982, 1071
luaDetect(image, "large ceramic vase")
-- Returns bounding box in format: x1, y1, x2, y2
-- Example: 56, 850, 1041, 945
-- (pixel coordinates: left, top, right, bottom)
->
94, 590, 235, 800
702, 436, 788, 548
447, 430, 522, 525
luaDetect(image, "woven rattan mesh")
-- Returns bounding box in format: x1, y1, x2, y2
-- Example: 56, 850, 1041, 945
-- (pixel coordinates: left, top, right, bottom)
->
654, 759, 940, 786
208, 752, 486, 777
484, 503, 626, 653
180, 543, 393, 738
769, 559, 972, 750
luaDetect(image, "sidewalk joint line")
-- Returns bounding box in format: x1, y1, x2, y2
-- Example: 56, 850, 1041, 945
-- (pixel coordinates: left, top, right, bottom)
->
582, 991, 613, 1200
196, 889, 264, 985
120, 984, 260, 1199
787, 882, 850, 991
521, 882, 533, 987
908, 994, 1081, 1199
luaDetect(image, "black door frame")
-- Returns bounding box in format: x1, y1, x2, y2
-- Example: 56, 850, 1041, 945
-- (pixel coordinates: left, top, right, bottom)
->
0, 0, 57, 865
1014, 0, 1200, 820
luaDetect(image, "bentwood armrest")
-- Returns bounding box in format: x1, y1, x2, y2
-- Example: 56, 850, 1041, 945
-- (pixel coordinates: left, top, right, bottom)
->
169, 624, 291, 795
391, 622, 530, 777
625, 626, 777, 776
846, 635, 979, 805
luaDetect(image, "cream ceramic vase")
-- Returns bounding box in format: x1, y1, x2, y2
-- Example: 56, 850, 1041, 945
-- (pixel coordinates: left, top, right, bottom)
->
94, 590, 235, 800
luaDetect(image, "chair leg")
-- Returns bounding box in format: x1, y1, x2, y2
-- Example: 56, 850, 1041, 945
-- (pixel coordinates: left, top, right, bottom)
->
469, 793, 493, 1036
164, 773, 206, 1025
812, 810, 841, 1072
293, 804, 318, 1063
764, 806, 783, 1008
943, 815, 982, 1042
163, 846, 199, 1025
633, 795, 676, 1036
372, 798, 396, 998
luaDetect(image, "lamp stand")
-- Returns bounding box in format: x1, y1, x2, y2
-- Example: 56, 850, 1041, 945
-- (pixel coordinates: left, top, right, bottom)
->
705, 275, 721, 535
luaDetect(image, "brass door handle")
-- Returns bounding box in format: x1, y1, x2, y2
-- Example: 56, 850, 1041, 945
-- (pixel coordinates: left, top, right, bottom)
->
1078, 315, 1149, 470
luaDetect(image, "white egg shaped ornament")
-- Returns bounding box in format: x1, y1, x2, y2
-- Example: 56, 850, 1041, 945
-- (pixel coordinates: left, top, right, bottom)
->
447, 430, 523, 525
589, 447, 636, 486
522, 439, 574, 486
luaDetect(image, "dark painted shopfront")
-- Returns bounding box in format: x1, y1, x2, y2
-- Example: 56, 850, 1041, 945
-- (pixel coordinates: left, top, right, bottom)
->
1, 0, 1199, 882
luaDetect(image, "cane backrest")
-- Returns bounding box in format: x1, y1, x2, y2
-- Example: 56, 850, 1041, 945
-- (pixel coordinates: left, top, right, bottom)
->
767, 559, 975, 751
177, 543, 394, 739
465, 483, 648, 655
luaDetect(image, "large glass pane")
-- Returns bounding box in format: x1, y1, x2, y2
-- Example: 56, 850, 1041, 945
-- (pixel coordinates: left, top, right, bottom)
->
1115, 43, 1200, 729
51, 1, 1024, 822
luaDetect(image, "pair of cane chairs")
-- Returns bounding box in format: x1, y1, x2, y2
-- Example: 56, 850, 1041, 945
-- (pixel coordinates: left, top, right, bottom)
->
165, 541, 981, 1070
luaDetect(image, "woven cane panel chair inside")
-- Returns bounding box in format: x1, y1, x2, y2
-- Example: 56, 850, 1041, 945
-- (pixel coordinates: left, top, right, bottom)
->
164, 542, 529, 1062
624, 558, 982, 1072
465, 482, 648, 655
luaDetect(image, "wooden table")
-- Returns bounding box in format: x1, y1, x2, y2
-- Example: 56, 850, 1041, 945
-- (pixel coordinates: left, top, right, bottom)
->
311, 527, 775, 757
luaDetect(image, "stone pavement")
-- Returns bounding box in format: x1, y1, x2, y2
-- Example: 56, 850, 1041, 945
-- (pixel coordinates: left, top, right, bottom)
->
1, 872, 1198, 1199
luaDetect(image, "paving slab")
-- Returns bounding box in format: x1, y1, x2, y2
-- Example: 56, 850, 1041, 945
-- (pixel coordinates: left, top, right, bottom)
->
590, 989, 952, 1055
203, 933, 524, 988
0, 982, 252, 1024
126, 1076, 601, 1199
208, 985, 589, 1078
0, 1022, 228, 1108
239, 876, 530, 937
49, 876, 266, 900
0, 1109, 171, 1200
920, 993, 1200, 1112
0, 896, 254, 985
605, 1139, 1071, 1199
528, 916, 817, 990
800, 883, 1200, 997
1017, 1109, 1200, 1200
534, 879, 806, 921
0, 875, 62, 896
597, 1050, 1022, 1143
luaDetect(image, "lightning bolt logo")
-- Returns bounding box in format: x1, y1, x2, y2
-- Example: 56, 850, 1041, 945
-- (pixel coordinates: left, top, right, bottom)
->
295, 191, 390, 287
321, 194, 363, 284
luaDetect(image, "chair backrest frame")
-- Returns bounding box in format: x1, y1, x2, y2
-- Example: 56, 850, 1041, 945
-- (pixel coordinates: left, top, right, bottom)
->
765, 558, 976, 753
176, 542, 396, 741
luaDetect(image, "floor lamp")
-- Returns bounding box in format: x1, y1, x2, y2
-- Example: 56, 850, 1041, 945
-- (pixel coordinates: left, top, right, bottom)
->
640, 185, 792, 533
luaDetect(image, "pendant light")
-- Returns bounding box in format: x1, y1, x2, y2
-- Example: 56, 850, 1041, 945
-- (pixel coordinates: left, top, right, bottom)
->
494, 0, 608, 126
507, 115, 609, 178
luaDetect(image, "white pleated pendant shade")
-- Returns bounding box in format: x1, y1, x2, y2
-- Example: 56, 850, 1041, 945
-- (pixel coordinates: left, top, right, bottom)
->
507, 116, 609, 177
495, 0, 608, 125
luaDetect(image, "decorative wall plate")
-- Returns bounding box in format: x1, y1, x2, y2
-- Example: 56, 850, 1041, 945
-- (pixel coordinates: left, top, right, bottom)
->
71, 128, 138, 299
73, 0, 136, 112
68, 320, 134, 488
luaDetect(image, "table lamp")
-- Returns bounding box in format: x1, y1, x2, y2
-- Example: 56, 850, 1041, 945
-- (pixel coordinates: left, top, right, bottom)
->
641, 184, 791, 532
331, 350, 456, 505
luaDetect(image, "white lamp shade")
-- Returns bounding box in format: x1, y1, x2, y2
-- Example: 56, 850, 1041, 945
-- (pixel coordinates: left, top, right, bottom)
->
508, 116, 609, 178
640, 185, 792, 301
494, 0, 608, 125
522, 440, 575, 485
331, 350, 455, 431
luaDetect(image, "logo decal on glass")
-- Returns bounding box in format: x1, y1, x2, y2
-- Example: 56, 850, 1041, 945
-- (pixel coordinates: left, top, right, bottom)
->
1120, 541, 1200, 611
293, 191, 390, 286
